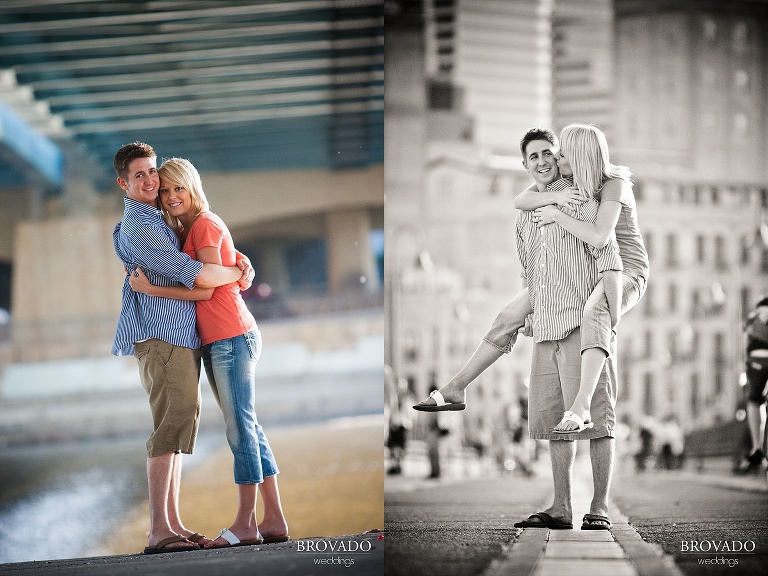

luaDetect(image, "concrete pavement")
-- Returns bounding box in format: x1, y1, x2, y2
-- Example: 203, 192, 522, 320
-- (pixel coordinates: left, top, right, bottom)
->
385, 450, 684, 576
0, 533, 384, 576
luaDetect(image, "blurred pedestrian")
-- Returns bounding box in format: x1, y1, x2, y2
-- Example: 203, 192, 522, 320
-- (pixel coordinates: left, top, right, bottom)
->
129, 157, 288, 548
635, 417, 655, 473
735, 297, 768, 473
656, 415, 683, 470
112, 143, 253, 554
424, 386, 450, 478
386, 377, 416, 475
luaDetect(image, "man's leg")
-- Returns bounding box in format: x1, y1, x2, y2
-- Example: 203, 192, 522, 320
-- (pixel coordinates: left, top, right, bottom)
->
543, 439, 576, 522
589, 437, 615, 518
147, 453, 195, 549
166, 453, 212, 545
139, 341, 202, 551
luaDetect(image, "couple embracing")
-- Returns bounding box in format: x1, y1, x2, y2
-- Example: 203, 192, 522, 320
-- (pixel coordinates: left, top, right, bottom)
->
112, 143, 289, 553
416, 124, 649, 531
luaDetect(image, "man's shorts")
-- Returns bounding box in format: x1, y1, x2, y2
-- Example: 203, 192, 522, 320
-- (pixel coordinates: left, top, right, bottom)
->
528, 327, 616, 441
134, 339, 202, 458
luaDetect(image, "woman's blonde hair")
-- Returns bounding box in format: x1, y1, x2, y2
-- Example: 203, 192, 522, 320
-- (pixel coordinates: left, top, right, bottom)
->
559, 124, 632, 199
157, 157, 209, 237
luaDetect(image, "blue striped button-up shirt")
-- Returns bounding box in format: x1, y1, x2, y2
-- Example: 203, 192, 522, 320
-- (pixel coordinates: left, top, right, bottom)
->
112, 197, 204, 356
517, 178, 621, 343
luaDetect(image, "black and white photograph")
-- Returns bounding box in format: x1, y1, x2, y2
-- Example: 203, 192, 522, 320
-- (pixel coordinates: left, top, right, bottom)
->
384, 1, 768, 575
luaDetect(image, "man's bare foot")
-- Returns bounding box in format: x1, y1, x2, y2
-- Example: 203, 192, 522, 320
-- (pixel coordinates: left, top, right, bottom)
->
147, 531, 198, 552
182, 531, 214, 547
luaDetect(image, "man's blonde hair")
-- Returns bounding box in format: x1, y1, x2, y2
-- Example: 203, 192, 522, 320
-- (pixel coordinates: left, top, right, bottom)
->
560, 124, 631, 199
158, 157, 210, 237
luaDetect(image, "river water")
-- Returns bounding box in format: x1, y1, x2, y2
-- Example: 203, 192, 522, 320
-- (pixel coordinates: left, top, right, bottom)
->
0, 432, 226, 564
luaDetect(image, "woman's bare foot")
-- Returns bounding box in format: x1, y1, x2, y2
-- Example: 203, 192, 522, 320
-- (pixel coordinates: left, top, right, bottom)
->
205, 525, 263, 548
259, 517, 289, 542
553, 408, 592, 433
415, 383, 466, 407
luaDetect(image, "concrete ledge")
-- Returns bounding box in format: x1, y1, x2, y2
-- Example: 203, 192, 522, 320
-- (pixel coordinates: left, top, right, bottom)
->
0, 533, 384, 576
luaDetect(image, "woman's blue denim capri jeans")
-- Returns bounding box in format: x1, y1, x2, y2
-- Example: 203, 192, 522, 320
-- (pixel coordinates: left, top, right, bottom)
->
202, 329, 279, 484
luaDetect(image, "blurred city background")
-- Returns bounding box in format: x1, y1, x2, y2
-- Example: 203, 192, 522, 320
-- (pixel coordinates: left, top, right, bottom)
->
0, 0, 384, 564
385, 0, 768, 485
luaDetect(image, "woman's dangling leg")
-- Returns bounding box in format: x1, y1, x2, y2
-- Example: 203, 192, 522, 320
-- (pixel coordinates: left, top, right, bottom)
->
417, 289, 531, 407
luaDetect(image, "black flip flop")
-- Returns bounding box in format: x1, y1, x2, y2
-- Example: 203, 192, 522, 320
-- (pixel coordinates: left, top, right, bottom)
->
581, 513, 611, 530
514, 512, 573, 529
413, 390, 466, 412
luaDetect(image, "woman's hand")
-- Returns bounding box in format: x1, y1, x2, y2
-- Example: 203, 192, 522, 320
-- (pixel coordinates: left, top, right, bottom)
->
556, 187, 584, 209
236, 257, 255, 291
521, 314, 534, 337
129, 267, 153, 294
533, 205, 561, 226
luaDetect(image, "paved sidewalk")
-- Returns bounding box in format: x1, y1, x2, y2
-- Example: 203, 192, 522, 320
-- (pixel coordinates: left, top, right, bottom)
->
385, 451, 683, 576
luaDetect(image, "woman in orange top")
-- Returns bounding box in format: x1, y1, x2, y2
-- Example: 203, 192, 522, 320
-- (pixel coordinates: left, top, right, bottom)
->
130, 158, 289, 548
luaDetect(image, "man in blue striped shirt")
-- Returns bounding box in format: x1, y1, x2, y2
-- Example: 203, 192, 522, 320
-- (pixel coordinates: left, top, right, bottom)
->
513, 129, 619, 532
112, 142, 252, 554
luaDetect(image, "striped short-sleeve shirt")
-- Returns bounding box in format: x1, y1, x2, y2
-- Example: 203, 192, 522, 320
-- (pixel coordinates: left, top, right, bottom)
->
516, 178, 620, 342
111, 197, 204, 356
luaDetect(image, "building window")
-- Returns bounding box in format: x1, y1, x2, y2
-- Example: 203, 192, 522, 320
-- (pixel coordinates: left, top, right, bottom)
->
710, 186, 720, 204
714, 369, 723, 396
644, 329, 653, 359
714, 333, 725, 364
742, 287, 751, 321
734, 113, 749, 136
690, 287, 701, 318
620, 368, 630, 400
714, 236, 727, 269
690, 373, 700, 418
703, 17, 717, 43
668, 329, 678, 361
668, 283, 678, 313
644, 284, 654, 317
690, 329, 700, 359
666, 233, 678, 268
696, 235, 705, 263
762, 249, 768, 274
643, 373, 655, 415
428, 81, 454, 110
733, 21, 750, 52
735, 69, 750, 92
